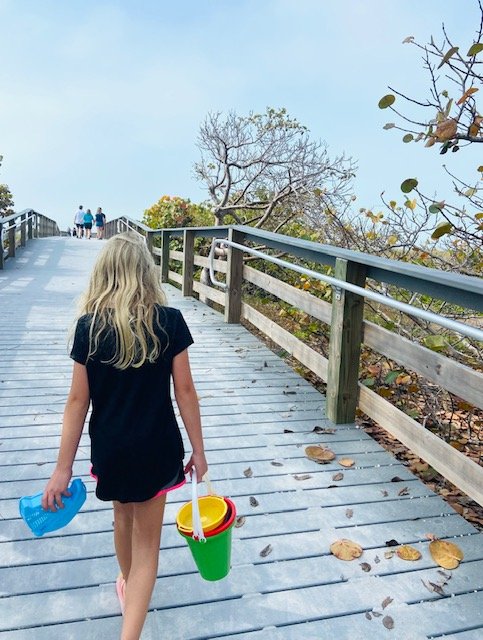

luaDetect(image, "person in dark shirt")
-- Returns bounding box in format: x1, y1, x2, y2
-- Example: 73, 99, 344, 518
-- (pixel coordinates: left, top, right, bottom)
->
42, 232, 207, 638
95, 207, 106, 239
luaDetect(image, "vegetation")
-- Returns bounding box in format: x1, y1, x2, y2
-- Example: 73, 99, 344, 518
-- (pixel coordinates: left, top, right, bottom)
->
0, 155, 14, 218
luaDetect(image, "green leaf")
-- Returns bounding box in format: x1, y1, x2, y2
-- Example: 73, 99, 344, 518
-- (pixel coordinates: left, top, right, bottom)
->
400, 178, 418, 193
438, 46, 459, 69
465, 187, 477, 197
428, 203, 443, 214
378, 94, 396, 109
383, 122, 396, 129
362, 377, 376, 387
402, 134, 414, 143
431, 221, 453, 239
467, 43, 483, 57
385, 370, 403, 384
423, 335, 447, 352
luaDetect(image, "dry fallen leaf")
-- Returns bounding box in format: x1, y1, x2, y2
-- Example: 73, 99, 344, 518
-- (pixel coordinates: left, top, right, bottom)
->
260, 544, 272, 558
372, 611, 382, 618
397, 486, 410, 496
381, 490, 389, 497
391, 476, 404, 483
271, 461, 284, 467
330, 539, 363, 561
249, 496, 259, 507
365, 612, 372, 620
374, 555, 381, 564
360, 562, 371, 572
338, 458, 355, 468
312, 426, 336, 434
429, 540, 464, 569
384, 550, 395, 559
381, 596, 393, 610
345, 508, 354, 519
385, 539, 399, 547
332, 472, 344, 481
293, 474, 312, 481
396, 545, 422, 561
425, 532, 438, 541
243, 467, 253, 478
382, 615, 394, 630
234, 516, 246, 528
305, 445, 336, 464
283, 429, 294, 433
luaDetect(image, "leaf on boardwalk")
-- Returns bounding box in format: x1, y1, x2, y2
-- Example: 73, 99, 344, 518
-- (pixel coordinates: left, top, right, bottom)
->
271, 461, 284, 467
384, 550, 395, 559
332, 472, 344, 481
234, 516, 246, 528
283, 428, 294, 433
385, 539, 399, 547
293, 474, 312, 481
249, 496, 259, 507
381, 490, 389, 497
330, 539, 363, 561
425, 532, 438, 541
396, 545, 421, 561
260, 544, 273, 557
360, 562, 371, 572
345, 508, 354, 519
390, 476, 404, 482
372, 611, 382, 618
283, 390, 297, 395
312, 426, 336, 434
381, 596, 393, 609
365, 612, 372, 620
397, 486, 410, 496
374, 555, 381, 564
382, 615, 394, 629
305, 445, 336, 464
243, 467, 253, 478
338, 458, 355, 468
421, 579, 445, 595
429, 540, 464, 569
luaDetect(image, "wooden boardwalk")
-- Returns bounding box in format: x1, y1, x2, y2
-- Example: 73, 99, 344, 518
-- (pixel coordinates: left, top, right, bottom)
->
0, 237, 482, 639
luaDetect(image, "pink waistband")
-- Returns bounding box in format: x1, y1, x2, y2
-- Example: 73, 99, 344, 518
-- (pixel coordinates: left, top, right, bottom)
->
90, 467, 186, 500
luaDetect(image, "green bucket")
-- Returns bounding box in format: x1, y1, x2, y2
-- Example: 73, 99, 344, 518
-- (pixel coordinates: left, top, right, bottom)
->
180, 521, 234, 581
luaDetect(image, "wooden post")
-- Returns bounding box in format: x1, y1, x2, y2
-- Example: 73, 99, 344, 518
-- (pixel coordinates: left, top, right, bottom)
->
28, 215, 33, 240
326, 258, 366, 424
8, 225, 16, 258
20, 214, 27, 246
146, 230, 155, 260
0, 223, 4, 269
34, 214, 39, 238
224, 228, 244, 323
160, 231, 170, 283
182, 229, 195, 297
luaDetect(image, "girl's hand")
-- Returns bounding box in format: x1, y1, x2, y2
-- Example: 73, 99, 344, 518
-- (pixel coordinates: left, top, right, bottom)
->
41, 468, 72, 512
184, 451, 208, 482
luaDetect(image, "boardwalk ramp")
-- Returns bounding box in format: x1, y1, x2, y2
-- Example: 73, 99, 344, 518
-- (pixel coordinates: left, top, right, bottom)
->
0, 237, 482, 639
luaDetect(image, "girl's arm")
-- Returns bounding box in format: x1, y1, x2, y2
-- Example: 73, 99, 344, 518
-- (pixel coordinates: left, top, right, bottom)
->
42, 362, 90, 511
172, 349, 208, 481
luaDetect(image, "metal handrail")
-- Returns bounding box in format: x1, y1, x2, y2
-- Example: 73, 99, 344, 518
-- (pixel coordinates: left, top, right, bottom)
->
209, 238, 483, 343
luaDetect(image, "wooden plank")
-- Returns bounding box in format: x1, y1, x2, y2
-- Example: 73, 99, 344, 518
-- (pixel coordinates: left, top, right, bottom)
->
363, 320, 483, 409
242, 303, 328, 381
359, 383, 483, 506
327, 258, 366, 424
167, 269, 182, 284
243, 264, 332, 324
192, 280, 225, 306
159, 230, 170, 281
182, 229, 195, 297
194, 253, 227, 273
169, 249, 183, 262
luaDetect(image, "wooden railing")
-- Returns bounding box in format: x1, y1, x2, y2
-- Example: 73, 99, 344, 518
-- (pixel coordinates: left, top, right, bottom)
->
107, 216, 483, 505
0, 209, 60, 269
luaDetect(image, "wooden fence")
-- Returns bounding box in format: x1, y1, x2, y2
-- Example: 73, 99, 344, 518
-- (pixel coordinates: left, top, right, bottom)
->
0, 209, 60, 269
105, 217, 483, 506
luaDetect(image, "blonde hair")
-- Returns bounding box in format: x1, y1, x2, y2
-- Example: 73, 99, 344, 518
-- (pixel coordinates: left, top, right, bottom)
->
78, 232, 167, 369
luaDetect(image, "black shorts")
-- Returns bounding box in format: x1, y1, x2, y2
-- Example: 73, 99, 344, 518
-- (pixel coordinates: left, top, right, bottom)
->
84, 223, 92, 230
76, 223, 84, 229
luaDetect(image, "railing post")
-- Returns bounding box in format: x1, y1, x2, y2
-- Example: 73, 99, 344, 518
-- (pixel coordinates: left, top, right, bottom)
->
326, 258, 366, 424
0, 223, 4, 269
160, 231, 170, 283
8, 224, 16, 258
145, 230, 155, 259
20, 213, 27, 246
28, 215, 33, 240
224, 228, 244, 323
34, 214, 39, 238
182, 229, 195, 297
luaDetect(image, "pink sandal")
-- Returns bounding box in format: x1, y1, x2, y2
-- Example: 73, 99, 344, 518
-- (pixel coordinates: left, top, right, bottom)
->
116, 574, 126, 615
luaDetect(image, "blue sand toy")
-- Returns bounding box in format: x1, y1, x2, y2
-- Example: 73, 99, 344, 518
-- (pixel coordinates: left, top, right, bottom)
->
19, 478, 87, 537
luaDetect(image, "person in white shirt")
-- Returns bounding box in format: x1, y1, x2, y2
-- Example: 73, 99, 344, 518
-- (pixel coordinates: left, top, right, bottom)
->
74, 206, 85, 238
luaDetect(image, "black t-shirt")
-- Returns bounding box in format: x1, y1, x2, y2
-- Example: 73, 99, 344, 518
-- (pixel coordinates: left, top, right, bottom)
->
70, 306, 194, 502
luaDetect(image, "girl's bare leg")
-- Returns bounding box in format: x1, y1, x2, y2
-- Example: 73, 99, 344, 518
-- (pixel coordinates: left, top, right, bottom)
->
113, 501, 134, 580
121, 495, 166, 640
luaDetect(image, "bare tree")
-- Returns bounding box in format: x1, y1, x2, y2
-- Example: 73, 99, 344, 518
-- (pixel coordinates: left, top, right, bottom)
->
194, 107, 356, 231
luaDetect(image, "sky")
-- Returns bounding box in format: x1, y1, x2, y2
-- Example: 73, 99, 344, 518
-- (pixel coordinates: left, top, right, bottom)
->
1, 0, 481, 231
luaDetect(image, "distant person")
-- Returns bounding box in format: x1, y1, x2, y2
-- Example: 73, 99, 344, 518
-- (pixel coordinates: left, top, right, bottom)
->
83, 209, 94, 239
74, 206, 84, 238
95, 207, 106, 239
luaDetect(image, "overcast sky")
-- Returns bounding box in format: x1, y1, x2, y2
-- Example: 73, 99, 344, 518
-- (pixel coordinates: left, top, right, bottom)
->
1, 0, 481, 230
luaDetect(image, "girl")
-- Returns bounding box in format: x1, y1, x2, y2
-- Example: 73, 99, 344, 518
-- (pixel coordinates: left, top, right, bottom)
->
83, 208, 94, 239
95, 207, 106, 239
42, 232, 207, 640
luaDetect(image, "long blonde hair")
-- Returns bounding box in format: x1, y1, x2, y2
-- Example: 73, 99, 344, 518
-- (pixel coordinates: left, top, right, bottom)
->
78, 232, 167, 369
